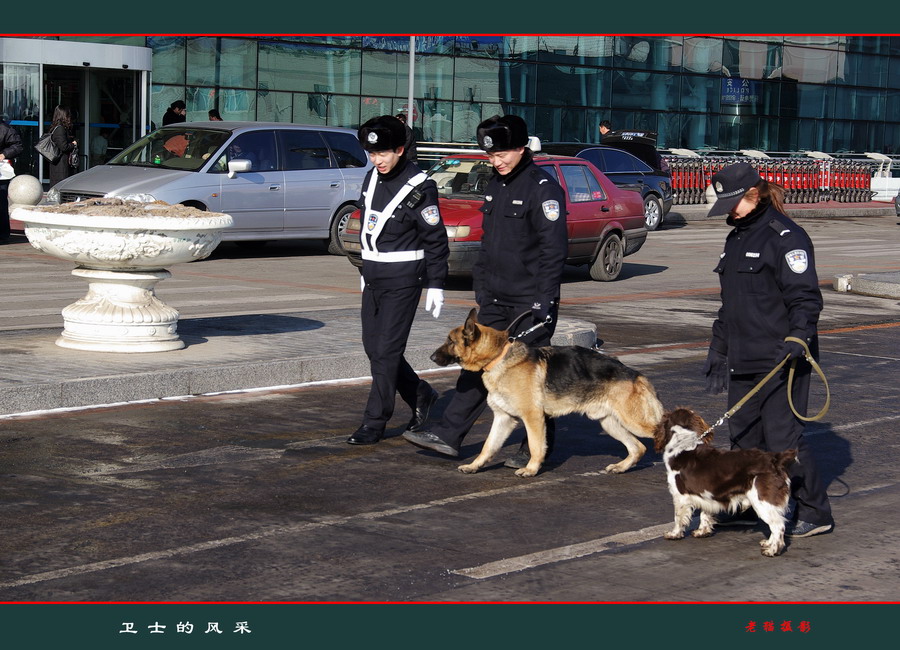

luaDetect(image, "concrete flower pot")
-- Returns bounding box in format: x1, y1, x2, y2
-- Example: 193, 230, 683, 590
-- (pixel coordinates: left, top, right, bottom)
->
14, 198, 233, 352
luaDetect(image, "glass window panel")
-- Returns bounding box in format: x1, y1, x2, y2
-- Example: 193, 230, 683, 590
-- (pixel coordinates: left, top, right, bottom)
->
219, 38, 256, 88
60, 36, 146, 46
536, 64, 609, 108
416, 55, 454, 101
720, 77, 778, 115
560, 165, 592, 202
257, 90, 293, 122
151, 84, 186, 128
533, 36, 619, 66
358, 96, 394, 125
361, 51, 409, 98
148, 37, 185, 85
723, 40, 782, 80
602, 150, 638, 172
227, 130, 277, 170
833, 87, 884, 120
680, 37, 724, 73
789, 84, 833, 119
499, 61, 537, 104
281, 36, 361, 47
259, 42, 360, 95
454, 37, 504, 58
422, 99, 454, 142
278, 129, 331, 170
681, 74, 720, 113
503, 36, 541, 60
584, 165, 605, 199
452, 102, 490, 143
1, 63, 39, 121
683, 113, 718, 150
778, 46, 839, 83
889, 59, 900, 89
883, 124, 900, 155
185, 86, 220, 120
785, 36, 844, 50
218, 89, 254, 120
846, 36, 891, 54
533, 105, 585, 142
839, 53, 888, 87
329, 95, 360, 129
610, 70, 677, 111
453, 57, 501, 103
322, 131, 368, 168
656, 112, 680, 149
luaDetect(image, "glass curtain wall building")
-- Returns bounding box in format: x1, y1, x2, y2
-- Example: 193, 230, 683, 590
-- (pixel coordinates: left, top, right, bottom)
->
55, 35, 900, 154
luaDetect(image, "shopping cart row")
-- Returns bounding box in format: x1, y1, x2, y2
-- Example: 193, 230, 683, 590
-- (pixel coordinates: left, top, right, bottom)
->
663, 156, 880, 205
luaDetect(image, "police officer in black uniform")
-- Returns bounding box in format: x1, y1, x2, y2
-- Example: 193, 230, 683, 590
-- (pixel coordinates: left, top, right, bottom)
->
347, 115, 449, 445
0, 119, 24, 243
403, 114, 568, 467
704, 162, 834, 538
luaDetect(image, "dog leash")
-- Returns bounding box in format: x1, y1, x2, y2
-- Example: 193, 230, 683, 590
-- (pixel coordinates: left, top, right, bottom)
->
702, 336, 831, 437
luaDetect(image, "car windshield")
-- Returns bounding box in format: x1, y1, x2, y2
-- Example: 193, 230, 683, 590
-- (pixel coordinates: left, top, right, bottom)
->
108, 127, 232, 172
428, 158, 495, 199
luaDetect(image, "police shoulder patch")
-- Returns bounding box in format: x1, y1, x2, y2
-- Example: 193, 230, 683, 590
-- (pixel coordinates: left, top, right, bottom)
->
785, 249, 809, 273
542, 200, 561, 221
420, 205, 440, 226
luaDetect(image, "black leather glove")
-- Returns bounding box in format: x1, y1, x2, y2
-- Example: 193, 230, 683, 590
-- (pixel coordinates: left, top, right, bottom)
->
775, 339, 806, 363
702, 348, 728, 395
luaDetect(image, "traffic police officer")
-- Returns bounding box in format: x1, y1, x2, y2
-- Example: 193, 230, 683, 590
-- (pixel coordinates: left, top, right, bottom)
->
403, 114, 568, 467
704, 162, 834, 538
347, 115, 449, 445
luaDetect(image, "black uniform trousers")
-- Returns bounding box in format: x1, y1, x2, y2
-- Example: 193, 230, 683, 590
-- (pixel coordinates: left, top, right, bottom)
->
727, 364, 833, 526
0, 180, 10, 240
431, 302, 557, 449
361, 285, 422, 430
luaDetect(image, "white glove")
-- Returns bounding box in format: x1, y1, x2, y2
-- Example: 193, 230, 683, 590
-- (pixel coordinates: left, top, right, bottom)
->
425, 288, 444, 319
360, 275, 365, 292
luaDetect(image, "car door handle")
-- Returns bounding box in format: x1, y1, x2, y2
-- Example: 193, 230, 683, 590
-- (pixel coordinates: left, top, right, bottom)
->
601, 206, 610, 212
269, 185, 281, 191
330, 182, 341, 188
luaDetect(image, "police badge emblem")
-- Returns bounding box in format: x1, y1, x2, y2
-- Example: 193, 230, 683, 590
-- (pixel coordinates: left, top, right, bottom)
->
483, 135, 493, 149
367, 132, 378, 144
542, 200, 560, 221
366, 212, 379, 231
715, 181, 724, 193
421, 205, 440, 226
785, 249, 809, 273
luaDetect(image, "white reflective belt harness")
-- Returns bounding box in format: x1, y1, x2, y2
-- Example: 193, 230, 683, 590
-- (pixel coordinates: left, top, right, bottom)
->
360, 171, 429, 263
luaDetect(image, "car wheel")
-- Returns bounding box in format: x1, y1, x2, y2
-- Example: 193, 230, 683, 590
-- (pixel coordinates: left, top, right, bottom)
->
328, 204, 356, 256
643, 195, 663, 231
589, 234, 624, 282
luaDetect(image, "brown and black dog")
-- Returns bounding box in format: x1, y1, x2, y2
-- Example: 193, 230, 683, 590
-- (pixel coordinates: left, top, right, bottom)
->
431, 309, 664, 477
653, 407, 797, 557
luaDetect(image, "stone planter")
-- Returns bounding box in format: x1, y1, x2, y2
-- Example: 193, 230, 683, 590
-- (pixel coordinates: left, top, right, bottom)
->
14, 198, 233, 352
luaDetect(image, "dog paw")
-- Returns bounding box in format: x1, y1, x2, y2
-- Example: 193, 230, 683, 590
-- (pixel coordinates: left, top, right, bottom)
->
664, 532, 684, 540
603, 462, 628, 474
514, 467, 538, 478
691, 529, 714, 538
457, 463, 479, 474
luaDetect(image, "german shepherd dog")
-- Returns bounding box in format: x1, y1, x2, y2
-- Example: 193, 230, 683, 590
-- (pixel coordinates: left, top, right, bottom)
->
431, 309, 664, 477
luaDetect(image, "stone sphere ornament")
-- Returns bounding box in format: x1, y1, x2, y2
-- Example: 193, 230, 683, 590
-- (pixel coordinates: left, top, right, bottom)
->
14, 198, 233, 353
8, 174, 45, 207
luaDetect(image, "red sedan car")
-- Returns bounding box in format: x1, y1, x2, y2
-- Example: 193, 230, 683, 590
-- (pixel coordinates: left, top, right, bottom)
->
341, 153, 647, 281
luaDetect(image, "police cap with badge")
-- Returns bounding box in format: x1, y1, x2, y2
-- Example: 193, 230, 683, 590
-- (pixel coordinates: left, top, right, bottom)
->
707, 162, 762, 217
358, 115, 408, 152
476, 114, 528, 152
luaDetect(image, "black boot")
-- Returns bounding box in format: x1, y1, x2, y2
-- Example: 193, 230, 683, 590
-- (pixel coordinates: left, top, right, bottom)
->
504, 418, 555, 469
406, 382, 438, 432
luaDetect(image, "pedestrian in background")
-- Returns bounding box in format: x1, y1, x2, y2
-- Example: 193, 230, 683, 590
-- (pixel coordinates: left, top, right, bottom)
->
346, 115, 449, 446
704, 161, 834, 538
48, 105, 77, 188
599, 119, 612, 137
162, 100, 187, 126
0, 118, 23, 243
208, 109, 223, 121
403, 114, 568, 467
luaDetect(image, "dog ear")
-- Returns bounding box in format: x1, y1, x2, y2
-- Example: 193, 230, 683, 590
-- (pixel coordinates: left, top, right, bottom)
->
652, 413, 670, 452
463, 308, 481, 343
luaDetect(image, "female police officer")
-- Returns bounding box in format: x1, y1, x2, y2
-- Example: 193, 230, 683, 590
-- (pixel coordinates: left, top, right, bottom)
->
402, 114, 568, 468
346, 115, 449, 445
704, 162, 834, 538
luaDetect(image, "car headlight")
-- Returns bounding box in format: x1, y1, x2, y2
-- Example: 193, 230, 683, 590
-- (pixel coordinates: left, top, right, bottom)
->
44, 188, 60, 204
116, 193, 157, 203
445, 225, 470, 238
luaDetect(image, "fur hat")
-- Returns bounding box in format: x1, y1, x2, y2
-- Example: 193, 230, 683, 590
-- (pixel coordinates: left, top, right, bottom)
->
707, 162, 762, 217
358, 115, 407, 152
476, 114, 528, 152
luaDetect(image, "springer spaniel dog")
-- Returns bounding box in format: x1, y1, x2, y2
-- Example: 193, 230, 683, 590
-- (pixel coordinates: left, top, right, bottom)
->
653, 407, 797, 557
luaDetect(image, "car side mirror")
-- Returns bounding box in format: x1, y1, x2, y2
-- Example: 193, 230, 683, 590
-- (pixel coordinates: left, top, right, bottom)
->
227, 159, 252, 178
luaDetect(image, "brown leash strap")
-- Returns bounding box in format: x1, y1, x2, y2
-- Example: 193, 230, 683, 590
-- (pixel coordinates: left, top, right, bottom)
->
702, 336, 830, 436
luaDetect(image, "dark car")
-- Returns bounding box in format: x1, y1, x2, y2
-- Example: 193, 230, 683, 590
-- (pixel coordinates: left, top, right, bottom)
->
895, 187, 900, 217
540, 132, 673, 231
341, 153, 647, 282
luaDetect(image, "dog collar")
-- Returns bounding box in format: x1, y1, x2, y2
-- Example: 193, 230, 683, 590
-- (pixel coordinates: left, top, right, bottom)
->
482, 342, 512, 372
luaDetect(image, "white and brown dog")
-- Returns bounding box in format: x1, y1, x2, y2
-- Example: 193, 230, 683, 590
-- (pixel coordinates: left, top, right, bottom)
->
653, 407, 797, 557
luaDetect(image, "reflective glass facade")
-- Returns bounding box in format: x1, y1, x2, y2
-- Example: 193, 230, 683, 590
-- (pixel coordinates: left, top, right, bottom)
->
66, 35, 900, 154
